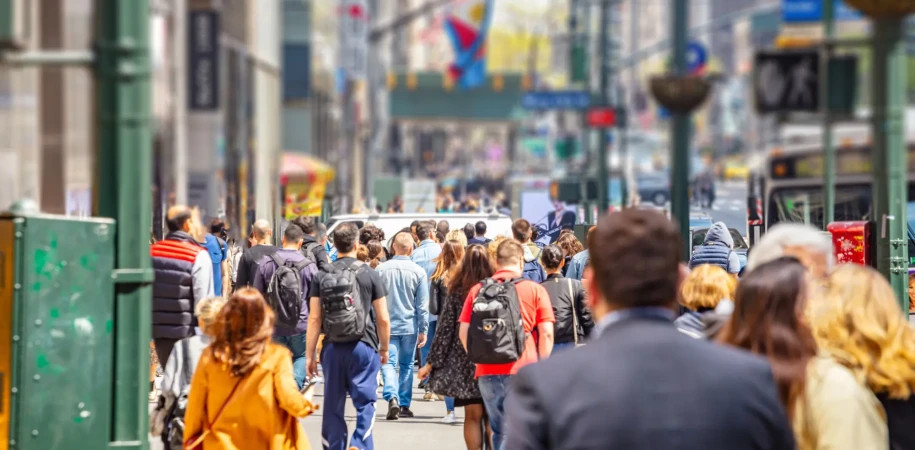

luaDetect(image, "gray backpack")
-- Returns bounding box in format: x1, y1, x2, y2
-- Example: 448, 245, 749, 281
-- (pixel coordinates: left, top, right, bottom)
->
266, 255, 310, 328
320, 261, 367, 343
300, 242, 320, 266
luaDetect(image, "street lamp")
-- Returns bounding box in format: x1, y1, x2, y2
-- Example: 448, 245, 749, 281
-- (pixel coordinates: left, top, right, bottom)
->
649, 74, 711, 259
844, 0, 915, 312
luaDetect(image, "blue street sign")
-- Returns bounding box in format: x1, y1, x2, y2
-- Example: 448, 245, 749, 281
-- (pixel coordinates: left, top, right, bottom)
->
687, 41, 707, 74
782, 0, 862, 23
521, 90, 591, 110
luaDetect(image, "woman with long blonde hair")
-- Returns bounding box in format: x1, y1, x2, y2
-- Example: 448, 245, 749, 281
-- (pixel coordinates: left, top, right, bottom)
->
184, 288, 316, 449
813, 264, 915, 450
425, 235, 467, 418
718, 258, 887, 450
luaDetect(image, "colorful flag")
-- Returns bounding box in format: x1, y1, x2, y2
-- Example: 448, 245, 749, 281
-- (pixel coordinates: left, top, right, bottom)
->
444, 0, 494, 90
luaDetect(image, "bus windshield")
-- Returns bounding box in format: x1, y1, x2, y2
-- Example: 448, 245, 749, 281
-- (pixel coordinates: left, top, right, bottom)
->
770, 186, 915, 266
768, 185, 872, 230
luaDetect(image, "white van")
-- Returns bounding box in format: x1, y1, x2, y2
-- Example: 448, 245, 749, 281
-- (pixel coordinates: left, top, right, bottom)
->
325, 213, 514, 245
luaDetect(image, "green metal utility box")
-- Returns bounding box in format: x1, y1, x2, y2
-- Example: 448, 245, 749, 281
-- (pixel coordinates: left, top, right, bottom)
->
0, 215, 116, 449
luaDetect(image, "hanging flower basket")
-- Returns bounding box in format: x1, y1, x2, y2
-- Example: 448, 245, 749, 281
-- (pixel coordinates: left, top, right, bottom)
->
844, 0, 915, 18
649, 75, 711, 114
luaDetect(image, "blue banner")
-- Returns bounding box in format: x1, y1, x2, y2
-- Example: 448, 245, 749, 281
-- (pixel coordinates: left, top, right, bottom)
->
782, 0, 862, 23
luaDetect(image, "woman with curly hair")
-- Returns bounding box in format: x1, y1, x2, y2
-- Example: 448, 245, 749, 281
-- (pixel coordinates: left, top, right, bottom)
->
555, 232, 584, 277
813, 264, 915, 450
184, 288, 317, 449
359, 224, 385, 246
718, 258, 887, 450
487, 235, 508, 266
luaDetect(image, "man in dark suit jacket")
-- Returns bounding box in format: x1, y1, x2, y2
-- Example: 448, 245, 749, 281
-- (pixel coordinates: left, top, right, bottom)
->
504, 209, 795, 450
543, 202, 576, 244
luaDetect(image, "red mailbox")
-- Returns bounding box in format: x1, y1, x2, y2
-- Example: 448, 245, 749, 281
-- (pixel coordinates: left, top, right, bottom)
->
827, 221, 871, 265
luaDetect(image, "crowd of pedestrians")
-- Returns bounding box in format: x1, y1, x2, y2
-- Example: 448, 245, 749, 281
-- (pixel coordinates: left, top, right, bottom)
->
148, 204, 915, 450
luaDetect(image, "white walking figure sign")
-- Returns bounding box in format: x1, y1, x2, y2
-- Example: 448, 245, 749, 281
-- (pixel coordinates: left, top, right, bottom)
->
788, 57, 816, 106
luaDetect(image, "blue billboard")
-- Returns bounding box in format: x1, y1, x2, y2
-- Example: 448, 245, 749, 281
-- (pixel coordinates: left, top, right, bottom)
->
782, 0, 862, 23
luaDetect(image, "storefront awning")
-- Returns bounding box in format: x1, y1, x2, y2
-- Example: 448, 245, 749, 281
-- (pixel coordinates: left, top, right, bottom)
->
281, 152, 336, 185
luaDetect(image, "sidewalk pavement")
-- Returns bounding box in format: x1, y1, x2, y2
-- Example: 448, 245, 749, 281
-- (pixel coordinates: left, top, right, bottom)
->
302, 374, 468, 449
150, 372, 468, 449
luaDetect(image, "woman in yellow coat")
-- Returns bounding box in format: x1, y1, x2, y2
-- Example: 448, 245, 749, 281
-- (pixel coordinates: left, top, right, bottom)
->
184, 288, 318, 449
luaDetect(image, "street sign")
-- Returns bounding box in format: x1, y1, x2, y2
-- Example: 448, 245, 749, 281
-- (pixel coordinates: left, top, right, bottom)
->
687, 41, 707, 75
754, 51, 819, 113
339, 0, 369, 79
521, 90, 590, 110
586, 107, 617, 128
781, 0, 862, 23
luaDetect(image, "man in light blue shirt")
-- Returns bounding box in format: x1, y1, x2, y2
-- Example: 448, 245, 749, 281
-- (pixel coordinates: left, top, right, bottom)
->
410, 223, 442, 371
566, 226, 595, 281
376, 232, 430, 420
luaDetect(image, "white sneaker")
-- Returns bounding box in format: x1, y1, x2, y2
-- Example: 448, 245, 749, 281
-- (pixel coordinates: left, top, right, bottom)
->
441, 411, 457, 424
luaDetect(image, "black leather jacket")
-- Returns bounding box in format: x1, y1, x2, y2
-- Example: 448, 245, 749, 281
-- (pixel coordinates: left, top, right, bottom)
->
540, 274, 594, 344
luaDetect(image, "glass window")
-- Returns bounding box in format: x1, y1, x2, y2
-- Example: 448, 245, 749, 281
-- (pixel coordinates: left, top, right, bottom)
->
768, 185, 872, 230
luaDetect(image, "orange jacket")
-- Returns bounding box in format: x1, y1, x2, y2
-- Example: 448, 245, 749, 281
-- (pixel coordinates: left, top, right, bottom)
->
184, 343, 316, 449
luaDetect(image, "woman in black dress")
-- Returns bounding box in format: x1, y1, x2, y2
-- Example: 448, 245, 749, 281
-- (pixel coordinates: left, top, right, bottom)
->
419, 244, 494, 450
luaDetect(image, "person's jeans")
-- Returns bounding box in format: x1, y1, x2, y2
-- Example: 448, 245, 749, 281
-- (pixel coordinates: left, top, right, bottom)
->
419, 319, 437, 367
479, 375, 511, 450
382, 334, 418, 408
274, 333, 308, 389
552, 341, 576, 353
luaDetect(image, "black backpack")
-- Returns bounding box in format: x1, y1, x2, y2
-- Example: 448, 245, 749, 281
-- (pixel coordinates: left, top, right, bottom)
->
466, 278, 527, 364
266, 255, 310, 328
319, 261, 367, 343
300, 241, 320, 266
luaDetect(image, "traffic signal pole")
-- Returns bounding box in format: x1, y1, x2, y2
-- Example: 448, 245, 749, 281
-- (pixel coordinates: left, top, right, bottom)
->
597, 0, 611, 213
97, 0, 154, 446
821, 0, 835, 228
872, 17, 909, 312
671, 0, 691, 259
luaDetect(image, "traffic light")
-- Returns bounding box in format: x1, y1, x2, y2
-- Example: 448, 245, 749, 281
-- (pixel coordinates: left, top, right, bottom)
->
550, 178, 583, 203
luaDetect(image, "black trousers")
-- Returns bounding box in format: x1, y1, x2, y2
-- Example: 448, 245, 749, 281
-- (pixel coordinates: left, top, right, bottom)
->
154, 338, 177, 368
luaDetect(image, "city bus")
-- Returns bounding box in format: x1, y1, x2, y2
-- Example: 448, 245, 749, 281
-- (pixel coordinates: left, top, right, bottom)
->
759, 123, 915, 232
755, 121, 915, 278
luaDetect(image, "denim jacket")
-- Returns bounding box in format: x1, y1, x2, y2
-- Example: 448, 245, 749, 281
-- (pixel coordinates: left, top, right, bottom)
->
566, 250, 590, 281
376, 256, 430, 336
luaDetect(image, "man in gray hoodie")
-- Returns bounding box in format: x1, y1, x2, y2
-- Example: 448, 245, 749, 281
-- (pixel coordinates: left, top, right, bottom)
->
688, 221, 739, 274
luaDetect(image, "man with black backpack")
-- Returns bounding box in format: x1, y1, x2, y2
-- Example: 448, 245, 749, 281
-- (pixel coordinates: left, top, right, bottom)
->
459, 239, 555, 450
306, 222, 391, 450
291, 216, 333, 273
254, 224, 317, 389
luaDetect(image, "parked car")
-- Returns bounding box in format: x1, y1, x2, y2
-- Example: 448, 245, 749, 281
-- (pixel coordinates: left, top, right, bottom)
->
636, 172, 670, 206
